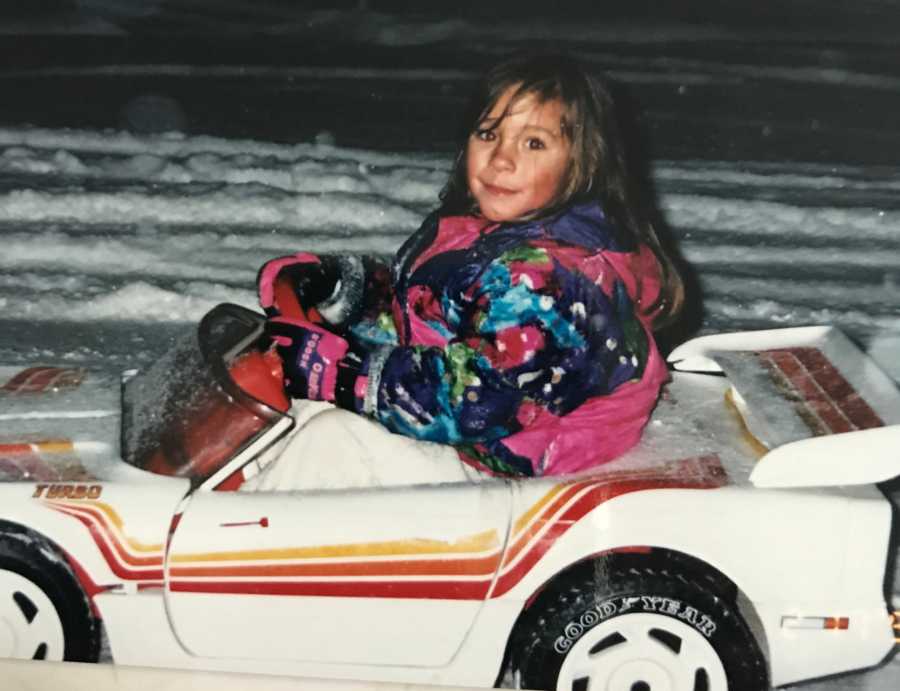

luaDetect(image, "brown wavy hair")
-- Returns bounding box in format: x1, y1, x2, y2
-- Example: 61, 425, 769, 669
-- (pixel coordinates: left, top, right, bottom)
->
439, 52, 684, 328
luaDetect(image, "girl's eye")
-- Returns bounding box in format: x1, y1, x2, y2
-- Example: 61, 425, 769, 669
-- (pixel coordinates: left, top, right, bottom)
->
474, 128, 496, 142
526, 137, 546, 150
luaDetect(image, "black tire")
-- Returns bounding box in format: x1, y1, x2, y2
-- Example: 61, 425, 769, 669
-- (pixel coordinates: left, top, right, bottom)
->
511, 560, 768, 691
0, 525, 101, 662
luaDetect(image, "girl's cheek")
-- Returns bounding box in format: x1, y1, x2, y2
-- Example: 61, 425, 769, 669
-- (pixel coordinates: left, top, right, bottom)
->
465, 143, 479, 178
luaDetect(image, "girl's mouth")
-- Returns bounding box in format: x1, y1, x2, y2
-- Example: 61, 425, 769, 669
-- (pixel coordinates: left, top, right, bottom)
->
482, 181, 517, 196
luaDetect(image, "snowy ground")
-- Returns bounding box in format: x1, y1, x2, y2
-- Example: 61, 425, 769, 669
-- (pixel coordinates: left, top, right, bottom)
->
0, 124, 897, 688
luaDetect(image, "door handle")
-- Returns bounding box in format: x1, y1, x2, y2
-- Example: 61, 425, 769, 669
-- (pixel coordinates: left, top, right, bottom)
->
219, 517, 269, 528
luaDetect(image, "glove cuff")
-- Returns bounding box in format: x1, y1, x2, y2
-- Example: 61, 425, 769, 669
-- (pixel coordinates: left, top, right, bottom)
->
333, 345, 392, 415
333, 350, 364, 413
316, 256, 366, 328
257, 252, 321, 313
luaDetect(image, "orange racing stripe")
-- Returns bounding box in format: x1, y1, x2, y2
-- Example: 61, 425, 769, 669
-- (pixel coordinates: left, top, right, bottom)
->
51, 455, 727, 597
169, 484, 574, 569
170, 528, 500, 564
50, 500, 164, 554
500, 482, 591, 572
168, 457, 727, 599
45, 502, 164, 568
50, 505, 164, 580
0, 440, 75, 455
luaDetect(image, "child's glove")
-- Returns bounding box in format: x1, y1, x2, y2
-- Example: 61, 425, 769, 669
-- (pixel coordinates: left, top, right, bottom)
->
257, 253, 338, 321
266, 317, 349, 402
257, 253, 366, 330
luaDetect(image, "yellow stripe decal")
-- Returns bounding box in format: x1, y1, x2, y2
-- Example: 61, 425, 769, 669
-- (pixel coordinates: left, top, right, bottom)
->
171, 485, 568, 565
511, 484, 568, 536
171, 528, 501, 564
51, 483, 568, 568
49, 500, 164, 554
36, 440, 76, 453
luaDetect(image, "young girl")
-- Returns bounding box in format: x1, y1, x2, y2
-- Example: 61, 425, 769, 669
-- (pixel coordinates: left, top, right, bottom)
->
256, 53, 683, 484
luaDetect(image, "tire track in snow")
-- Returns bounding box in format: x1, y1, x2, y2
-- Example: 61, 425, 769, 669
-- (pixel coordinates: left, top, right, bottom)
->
680, 242, 900, 270
663, 195, 900, 240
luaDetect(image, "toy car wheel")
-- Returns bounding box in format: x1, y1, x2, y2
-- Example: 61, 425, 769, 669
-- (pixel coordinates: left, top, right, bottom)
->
512, 562, 768, 691
0, 526, 100, 662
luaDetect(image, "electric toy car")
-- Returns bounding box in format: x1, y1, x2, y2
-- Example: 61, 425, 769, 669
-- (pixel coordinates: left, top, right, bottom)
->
1, 303, 898, 691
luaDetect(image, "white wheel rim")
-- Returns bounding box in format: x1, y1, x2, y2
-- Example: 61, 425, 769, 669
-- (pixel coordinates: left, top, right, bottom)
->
0, 569, 65, 661
557, 612, 728, 691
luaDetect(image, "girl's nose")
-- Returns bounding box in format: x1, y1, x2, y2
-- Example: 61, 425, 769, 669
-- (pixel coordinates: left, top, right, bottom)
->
489, 141, 515, 171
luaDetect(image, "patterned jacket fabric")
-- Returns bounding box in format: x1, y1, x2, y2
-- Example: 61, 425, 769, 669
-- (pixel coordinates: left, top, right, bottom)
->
339, 202, 668, 476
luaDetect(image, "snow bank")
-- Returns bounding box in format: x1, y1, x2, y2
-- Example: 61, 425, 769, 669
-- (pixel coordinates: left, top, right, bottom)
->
0, 126, 897, 383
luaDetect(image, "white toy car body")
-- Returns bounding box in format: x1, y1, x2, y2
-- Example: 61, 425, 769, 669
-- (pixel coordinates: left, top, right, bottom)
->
1, 304, 897, 690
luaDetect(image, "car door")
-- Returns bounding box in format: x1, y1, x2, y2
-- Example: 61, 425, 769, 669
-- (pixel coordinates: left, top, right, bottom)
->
164, 479, 511, 667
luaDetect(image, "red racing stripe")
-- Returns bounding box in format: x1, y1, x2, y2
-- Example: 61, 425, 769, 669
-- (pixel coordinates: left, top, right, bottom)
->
491, 461, 725, 598
47, 505, 164, 580
169, 485, 587, 583
56, 456, 726, 599
169, 578, 492, 600
499, 482, 590, 571
169, 550, 502, 579
48, 503, 164, 567
169, 456, 726, 601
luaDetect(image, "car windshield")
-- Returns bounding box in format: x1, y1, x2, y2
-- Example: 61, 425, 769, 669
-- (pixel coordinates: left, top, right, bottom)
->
121, 305, 289, 486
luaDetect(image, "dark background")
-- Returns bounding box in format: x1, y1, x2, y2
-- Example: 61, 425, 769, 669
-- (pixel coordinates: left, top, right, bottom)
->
3, 0, 900, 165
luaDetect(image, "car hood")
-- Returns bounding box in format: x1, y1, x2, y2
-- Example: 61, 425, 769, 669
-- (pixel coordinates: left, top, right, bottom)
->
0, 364, 122, 482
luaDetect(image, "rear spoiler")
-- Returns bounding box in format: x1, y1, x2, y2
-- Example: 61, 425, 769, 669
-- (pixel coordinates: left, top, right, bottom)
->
668, 327, 900, 488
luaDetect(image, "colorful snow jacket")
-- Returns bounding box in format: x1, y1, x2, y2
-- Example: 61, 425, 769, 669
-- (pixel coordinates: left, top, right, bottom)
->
331, 202, 668, 477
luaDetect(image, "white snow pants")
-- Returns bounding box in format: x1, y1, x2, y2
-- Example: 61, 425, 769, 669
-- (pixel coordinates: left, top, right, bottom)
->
248, 401, 481, 492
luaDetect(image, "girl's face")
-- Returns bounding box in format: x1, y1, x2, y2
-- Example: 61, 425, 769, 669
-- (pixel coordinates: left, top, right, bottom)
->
466, 86, 571, 222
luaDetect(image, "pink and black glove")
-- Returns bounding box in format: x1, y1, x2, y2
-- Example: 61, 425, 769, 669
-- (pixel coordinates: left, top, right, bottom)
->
257, 253, 337, 321
266, 317, 355, 402
258, 253, 367, 329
